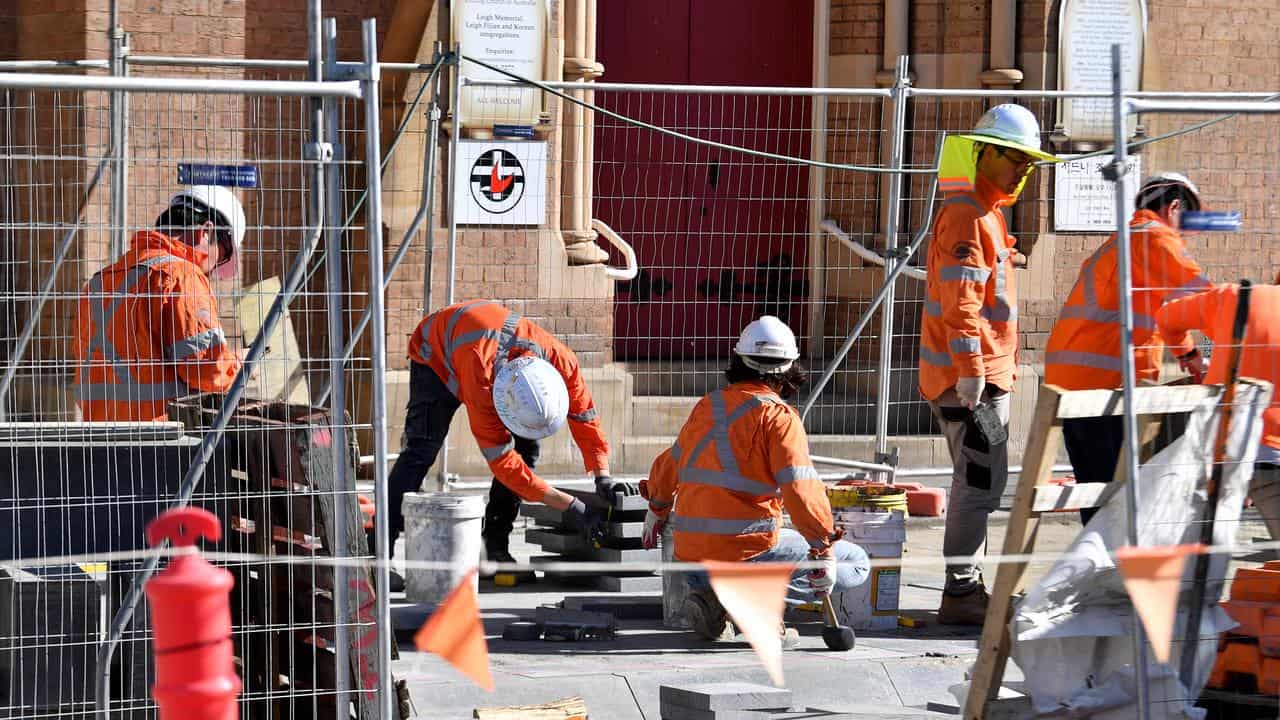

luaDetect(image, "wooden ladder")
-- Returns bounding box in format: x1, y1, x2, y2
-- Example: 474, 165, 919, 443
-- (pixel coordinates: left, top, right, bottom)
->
963, 382, 1228, 719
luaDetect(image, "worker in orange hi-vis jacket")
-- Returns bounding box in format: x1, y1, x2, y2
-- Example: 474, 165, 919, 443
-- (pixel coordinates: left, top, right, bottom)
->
1157, 275, 1280, 547
918, 104, 1059, 626
74, 186, 246, 422
391, 300, 623, 573
640, 316, 870, 646
1045, 173, 1212, 524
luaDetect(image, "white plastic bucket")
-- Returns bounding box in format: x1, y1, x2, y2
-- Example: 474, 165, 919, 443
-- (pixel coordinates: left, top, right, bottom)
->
402, 492, 485, 605
833, 508, 906, 630
661, 523, 691, 629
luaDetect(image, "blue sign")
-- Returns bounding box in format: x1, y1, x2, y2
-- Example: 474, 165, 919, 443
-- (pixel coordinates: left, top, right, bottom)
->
178, 164, 259, 188
493, 124, 535, 139
1181, 211, 1242, 232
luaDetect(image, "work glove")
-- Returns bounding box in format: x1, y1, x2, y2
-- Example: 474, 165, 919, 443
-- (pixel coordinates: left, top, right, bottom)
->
594, 474, 637, 505
955, 376, 985, 411
1178, 348, 1207, 383
808, 549, 838, 596
641, 508, 667, 550
564, 498, 605, 545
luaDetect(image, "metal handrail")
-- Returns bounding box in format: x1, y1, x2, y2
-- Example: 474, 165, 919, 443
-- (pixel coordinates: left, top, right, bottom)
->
592, 219, 639, 281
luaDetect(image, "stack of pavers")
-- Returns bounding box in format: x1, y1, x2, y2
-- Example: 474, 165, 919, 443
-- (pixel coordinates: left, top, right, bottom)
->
1210, 560, 1280, 696
659, 683, 802, 720
520, 487, 660, 592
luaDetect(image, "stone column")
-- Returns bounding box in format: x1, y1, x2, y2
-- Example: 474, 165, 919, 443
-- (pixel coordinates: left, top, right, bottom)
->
980, 0, 1023, 88
559, 0, 607, 265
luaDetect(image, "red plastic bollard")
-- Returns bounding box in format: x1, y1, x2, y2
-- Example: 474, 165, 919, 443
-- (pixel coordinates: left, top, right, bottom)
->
144, 508, 240, 720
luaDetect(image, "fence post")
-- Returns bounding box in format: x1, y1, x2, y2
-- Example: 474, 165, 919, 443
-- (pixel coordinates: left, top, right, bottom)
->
1108, 43, 1151, 720
320, 16, 352, 717
437, 43, 463, 492
109, 21, 129, 260
874, 55, 910, 467
359, 18, 397, 720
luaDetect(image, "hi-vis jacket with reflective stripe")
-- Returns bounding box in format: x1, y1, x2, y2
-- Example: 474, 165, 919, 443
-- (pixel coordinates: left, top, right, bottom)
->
644, 381, 835, 563
406, 300, 609, 501
918, 174, 1020, 401
1045, 210, 1208, 390
73, 231, 241, 421
1157, 283, 1280, 453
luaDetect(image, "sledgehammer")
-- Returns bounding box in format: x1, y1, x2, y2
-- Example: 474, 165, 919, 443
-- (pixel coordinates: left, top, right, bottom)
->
819, 593, 856, 651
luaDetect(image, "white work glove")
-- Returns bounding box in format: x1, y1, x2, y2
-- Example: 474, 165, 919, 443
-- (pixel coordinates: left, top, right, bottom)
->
641, 509, 667, 550
955, 376, 985, 410
808, 550, 838, 596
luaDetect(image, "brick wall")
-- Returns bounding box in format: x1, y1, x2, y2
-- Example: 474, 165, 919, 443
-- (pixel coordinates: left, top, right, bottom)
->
830, 0, 881, 56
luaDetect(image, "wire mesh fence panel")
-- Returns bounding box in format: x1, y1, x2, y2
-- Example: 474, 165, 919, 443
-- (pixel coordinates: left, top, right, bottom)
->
0, 71, 392, 720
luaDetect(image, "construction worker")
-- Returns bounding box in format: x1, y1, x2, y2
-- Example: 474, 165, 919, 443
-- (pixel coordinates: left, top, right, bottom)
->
389, 300, 621, 568
1045, 173, 1211, 522
1156, 275, 1280, 545
918, 104, 1059, 625
74, 186, 245, 422
640, 316, 870, 643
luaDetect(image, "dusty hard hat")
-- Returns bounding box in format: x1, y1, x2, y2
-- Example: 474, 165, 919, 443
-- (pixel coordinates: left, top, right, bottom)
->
1135, 172, 1202, 213
169, 185, 246, 281
493, 355, 569, 440
963, 104, 1059, 163
734, 315, 800, 374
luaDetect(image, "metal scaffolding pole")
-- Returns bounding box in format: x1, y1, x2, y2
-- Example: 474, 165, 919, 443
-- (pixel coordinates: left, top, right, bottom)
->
360, 18, 396, 719
437, 42, 463, 491
873, 55, 910, 464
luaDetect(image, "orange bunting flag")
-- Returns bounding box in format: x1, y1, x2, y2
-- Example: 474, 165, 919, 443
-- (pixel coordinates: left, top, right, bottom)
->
1115, 543, 1206, 664
413, 569, 495, 691
706, 561, 794, 687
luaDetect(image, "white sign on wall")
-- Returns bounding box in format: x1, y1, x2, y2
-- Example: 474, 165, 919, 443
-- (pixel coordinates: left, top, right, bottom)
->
454, 0, 548, 127
1057, 0, 1146, 142
1054, 153, 1141, 232
453, 140, 548, 226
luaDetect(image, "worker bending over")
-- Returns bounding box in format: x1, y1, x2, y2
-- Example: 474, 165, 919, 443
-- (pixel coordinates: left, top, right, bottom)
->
641, 316, 870, 644
1157, 274, 1280, 546
1045, 173, 1211, 522
918, 104, 1058, 625
390, 300, 623, 566
74, 186, 245, 421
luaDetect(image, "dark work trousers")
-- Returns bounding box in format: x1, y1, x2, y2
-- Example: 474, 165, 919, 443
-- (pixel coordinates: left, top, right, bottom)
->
385, 361, 541, 554
1066, 411, 1188, 525
1062, 415, 1124, 525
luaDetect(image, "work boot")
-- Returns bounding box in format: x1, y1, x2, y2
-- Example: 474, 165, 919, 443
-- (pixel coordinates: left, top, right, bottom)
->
685, 589, 730, 641
937, 586, 990, 626
482, 549, 536, 583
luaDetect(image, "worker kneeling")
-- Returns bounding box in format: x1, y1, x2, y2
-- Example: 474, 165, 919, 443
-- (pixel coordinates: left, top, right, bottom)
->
640, 316, 870, 645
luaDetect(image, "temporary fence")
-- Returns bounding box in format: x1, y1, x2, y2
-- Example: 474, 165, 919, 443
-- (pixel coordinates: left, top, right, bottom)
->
1, 26, 1280, 720
0, 13, 400, 720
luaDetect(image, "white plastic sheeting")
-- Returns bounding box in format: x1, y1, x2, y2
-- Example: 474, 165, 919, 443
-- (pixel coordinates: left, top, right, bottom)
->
1009, 380, 1274, 719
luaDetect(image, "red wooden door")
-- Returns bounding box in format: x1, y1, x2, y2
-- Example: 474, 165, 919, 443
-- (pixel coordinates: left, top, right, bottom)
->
595, 0, 813, 360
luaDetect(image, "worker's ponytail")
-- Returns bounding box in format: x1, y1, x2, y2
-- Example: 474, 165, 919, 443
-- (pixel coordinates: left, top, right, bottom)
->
725, 355, 807, 399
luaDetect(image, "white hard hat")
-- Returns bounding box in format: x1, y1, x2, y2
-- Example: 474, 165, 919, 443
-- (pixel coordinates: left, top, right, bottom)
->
493, 355, 569, 440
1136, 172, 1202, 212
964, 104, 1059, 162
734, 315, 800, 374
169, 185, 246, 281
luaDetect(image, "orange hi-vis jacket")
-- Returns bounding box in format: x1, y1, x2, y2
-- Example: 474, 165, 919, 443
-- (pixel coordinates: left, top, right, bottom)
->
406, 300, 609, 501
644, 381, 836, 563
73, 231, 241, 422
1157, 283, 1280, 454
919, 174, 1019, 401
1045, 210, 1209, 390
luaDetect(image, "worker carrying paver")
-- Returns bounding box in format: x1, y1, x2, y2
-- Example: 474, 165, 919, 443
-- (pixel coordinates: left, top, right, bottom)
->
917, 104, 1059, 625
640, 316, 871, 644
74, 186, 245, 422
1045, 172, 1211, 522
391, 300, 622, 568
1156, 274, 1280, 545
